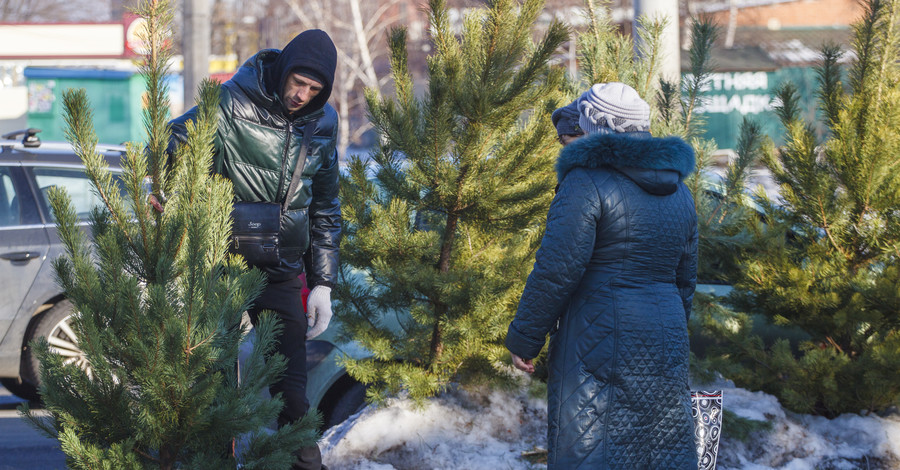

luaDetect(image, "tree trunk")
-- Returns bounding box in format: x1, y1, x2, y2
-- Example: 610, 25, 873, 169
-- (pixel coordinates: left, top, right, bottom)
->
429, 305, 444, 369
337, 66, 352, 158
159, 444, 175, 470
349, 0, 379, 89
429, 212, 458, 366
437, 213, 457, 274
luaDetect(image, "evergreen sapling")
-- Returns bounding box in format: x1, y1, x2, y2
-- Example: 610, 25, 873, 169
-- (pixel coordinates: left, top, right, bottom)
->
701, 0, 900, 417
336, 0, 568, 403
20, 0, 320, 467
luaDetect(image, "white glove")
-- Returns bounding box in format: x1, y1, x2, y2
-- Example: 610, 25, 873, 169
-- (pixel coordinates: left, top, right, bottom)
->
306, 285, 333, 339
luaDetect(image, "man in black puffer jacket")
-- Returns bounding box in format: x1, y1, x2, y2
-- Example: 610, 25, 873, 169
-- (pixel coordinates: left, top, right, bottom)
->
168, 30, 341, 470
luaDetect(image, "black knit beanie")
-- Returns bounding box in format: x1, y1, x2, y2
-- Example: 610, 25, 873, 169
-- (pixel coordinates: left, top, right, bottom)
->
272, 29, 337, 115
551, 99, 582, 136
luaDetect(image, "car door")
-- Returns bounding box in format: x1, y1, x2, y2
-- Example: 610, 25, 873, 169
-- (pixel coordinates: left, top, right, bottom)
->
0, 160, 128, 388
27, 163, 124, 287
0, 165, 51, 348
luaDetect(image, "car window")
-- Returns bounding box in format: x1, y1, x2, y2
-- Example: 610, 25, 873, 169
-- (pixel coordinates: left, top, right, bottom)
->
32, 168, 124, 222
0, 167, 20, 227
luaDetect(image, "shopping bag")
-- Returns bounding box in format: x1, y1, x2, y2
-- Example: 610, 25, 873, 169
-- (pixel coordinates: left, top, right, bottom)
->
692, 390, 723, 470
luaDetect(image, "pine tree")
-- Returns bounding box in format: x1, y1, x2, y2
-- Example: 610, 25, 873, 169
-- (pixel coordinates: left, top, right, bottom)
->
564, 3, 758, 294
700, 0, 900, 416
575, 6, 763, 283
576, 0, 667, 111
19, 0, 319, 467
335, 0, 568, 403
645, 16, 772, 380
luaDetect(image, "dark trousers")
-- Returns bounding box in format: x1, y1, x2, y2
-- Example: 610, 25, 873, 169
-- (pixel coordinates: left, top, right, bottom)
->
247, 276, 322, 470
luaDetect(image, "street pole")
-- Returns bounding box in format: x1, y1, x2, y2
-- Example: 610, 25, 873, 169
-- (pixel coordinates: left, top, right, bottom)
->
183, 0, 211, 108
634, 0, 681, 83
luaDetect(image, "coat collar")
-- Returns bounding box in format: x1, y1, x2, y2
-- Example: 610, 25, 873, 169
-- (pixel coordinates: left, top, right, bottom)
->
228, 50, 280, 113
556, 132, 695, 183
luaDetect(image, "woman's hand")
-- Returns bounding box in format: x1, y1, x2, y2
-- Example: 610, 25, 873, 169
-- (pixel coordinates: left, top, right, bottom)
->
511, 353, 535, 374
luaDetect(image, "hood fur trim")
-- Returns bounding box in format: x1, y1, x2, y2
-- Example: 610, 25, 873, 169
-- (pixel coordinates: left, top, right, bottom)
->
556, 132, 695, 182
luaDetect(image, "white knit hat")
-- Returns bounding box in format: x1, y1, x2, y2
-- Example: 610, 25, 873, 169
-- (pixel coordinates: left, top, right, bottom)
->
578, 82, 651, 134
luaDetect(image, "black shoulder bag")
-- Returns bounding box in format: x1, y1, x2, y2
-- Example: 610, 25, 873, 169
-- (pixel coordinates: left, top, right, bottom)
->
230, 121, 314, 267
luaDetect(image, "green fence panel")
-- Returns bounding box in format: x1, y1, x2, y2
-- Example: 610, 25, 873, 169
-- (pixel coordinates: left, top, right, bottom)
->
25, 68, 146, 145
687, 66, 820, 150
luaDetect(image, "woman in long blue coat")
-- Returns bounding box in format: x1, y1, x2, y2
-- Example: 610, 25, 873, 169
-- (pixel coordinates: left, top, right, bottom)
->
506, 83, 699, 469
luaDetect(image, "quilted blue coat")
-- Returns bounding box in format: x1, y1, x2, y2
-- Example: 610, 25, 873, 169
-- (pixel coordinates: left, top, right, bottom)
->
506, 131, 699, 469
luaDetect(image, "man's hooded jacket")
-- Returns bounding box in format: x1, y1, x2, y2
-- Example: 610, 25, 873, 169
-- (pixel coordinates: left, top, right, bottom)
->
169, 29, 341, 286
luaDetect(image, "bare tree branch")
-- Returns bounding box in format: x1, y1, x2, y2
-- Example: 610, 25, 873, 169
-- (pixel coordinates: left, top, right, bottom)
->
349, 0, 380, 91
281, 0, 406, 155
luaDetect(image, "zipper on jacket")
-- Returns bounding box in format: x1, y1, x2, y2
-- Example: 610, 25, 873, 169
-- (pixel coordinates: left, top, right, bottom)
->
275, 111, 321, 205
275, 121, 292, 202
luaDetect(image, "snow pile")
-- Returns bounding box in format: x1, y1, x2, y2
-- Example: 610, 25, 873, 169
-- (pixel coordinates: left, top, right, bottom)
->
718, 386, 900, 469
321, 379, 900, 469
320, 386, 547, 470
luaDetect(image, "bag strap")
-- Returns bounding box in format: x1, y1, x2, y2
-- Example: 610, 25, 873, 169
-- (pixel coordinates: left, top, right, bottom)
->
282, 121, 316, 213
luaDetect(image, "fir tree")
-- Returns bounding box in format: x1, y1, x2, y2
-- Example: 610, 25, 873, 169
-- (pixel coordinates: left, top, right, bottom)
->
700, 0, 900, 416
19, 0, 319, 467
335, 0, 568, 403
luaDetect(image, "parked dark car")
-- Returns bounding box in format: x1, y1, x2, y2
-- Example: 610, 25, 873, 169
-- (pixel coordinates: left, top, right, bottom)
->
0, 128, 366, 428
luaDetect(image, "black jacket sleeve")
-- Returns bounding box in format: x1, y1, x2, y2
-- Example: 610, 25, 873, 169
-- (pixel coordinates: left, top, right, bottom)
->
165, 106, 197, 169
304, 146, 342, 288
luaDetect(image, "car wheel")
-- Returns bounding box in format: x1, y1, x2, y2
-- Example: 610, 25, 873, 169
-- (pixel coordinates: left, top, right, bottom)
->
22, 300, 91, 393
324, 381, 367, 429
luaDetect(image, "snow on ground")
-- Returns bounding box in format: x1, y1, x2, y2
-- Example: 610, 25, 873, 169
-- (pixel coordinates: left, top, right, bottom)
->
320, 377, 900, 470
320, 384, 548, 470
717, 385, 900, 469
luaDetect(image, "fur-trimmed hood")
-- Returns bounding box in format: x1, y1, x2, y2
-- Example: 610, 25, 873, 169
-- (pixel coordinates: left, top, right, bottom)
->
556, 132, 695, 195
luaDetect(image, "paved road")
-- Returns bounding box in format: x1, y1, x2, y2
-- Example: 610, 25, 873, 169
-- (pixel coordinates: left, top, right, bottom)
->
0, 387, 66, 470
